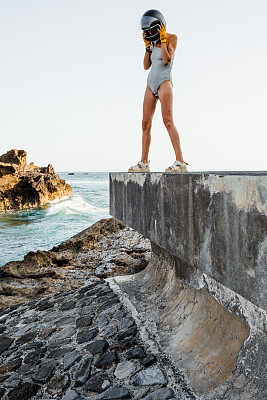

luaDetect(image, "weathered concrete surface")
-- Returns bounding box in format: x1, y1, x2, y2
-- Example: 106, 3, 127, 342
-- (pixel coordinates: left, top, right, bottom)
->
110, 172, 267, 311
109, 172, 267, 399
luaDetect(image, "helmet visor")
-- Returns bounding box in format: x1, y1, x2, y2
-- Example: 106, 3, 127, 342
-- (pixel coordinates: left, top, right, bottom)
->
140, 15, 159, 30
143, 25, 160, 40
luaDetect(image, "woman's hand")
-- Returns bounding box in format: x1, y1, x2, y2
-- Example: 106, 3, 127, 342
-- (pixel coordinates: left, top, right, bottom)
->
158, 23, 167, 43
142, 32, 151, 49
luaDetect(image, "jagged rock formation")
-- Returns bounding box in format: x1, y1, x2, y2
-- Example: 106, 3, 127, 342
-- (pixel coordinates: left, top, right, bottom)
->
0, 149, 72, 211
0, 218, 151, 309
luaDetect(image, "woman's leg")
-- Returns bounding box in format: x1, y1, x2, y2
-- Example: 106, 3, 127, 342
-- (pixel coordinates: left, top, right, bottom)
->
158, 81, 185, 165
135, 86, 158, 167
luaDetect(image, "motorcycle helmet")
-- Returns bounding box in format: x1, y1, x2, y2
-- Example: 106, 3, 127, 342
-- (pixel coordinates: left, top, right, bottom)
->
140, 9, 166, 42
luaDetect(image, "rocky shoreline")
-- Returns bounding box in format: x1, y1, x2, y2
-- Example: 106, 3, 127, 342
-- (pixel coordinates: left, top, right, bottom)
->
0, 218, 151, 309
0, 149, 71, 211
0, 218, 195, 399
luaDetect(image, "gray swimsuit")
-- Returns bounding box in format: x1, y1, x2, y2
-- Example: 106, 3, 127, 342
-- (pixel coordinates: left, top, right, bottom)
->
147, 43, 175, 98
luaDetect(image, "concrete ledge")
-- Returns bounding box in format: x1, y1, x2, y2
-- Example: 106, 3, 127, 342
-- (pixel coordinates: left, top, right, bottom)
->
110, 172, 267, 311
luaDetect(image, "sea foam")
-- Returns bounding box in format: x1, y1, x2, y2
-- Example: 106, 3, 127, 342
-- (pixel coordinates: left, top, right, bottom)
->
46, 195, 109, 216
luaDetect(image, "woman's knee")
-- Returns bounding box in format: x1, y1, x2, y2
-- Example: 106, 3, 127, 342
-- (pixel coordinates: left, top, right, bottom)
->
162, 116, 173, 130
142, 119, 152, 132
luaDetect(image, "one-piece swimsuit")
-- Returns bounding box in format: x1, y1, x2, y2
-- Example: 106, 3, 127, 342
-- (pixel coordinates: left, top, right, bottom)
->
147, 42, 175, 98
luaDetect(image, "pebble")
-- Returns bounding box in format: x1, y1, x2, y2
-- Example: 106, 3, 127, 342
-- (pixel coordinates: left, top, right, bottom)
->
86, 339, 109, 355
125, 346, 145, 360
62, 389, 79, 400
132, 366, 167, 386
63, 350, 81, 369
94, 351, 117, 368
143, 387, 175, 399
97, 385, 131, 399
73, 354, 92, 384
32, 360, 58, 383
76, 327, 99, 343
85, 372, 110, 393
114, 361, 138, 380
141, 354, 157, 367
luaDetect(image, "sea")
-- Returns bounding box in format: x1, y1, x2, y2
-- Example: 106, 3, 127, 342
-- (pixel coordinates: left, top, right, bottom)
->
0, 172, 110, 267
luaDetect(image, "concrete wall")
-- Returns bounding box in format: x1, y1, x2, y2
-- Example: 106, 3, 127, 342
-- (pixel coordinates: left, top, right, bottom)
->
109, 172, 267, 399
110, 172, 267, 312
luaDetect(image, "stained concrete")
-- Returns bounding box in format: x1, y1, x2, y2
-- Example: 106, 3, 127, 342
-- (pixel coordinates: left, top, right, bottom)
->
109, 172, 267, 399
110, 172, 267, 311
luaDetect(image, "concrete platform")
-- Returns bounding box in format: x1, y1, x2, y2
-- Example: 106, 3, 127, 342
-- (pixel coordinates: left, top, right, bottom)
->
109, 172, 267, 399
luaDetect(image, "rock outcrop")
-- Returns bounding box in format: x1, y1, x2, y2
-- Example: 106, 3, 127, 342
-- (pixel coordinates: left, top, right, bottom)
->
0, 149, 72, 211
0, 218, 151, 309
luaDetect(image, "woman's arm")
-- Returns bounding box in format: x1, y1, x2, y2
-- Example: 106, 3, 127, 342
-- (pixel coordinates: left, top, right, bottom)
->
142, 33, 152, 70
144, 50, 152, 70
162, 35, 177, 65
158, 23, 177, 66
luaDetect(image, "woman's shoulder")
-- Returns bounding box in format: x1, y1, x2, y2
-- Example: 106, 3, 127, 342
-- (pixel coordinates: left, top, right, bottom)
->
167, 33, 178, 43
166, 33, 178, 49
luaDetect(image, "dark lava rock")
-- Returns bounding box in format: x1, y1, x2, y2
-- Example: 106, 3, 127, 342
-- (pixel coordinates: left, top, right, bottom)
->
23, 340, 46, 350
117, 327, 137, 341
97, 385, 131, 399
114, 310, 124, 320
85, 372, 110, 393
132, 366, 167, 386
102, 325, 118, 338
6, 381, 40, 400
17, 363, 35, 376
109, 339, 137, 352
0, 374, 11, 382
0, 325, 6, 334
16, 330, 38, 345
38, 327, 57, 340
73, 354, 92, 384
63, 350, 81, 370
54, 315, 75, 327
62, 389, 79, 400
36, 300, 54, 311
143, 388, 175, 399
141, 354, 157, 367
47, 347, 73, 359
0, 387, 6, 398
0, 335, 14, 354
46, 373, 70, 395
59, 300, 77, 311
32, 360, 58, 383
77, 327, 99, 344
125, 346, 146, 360
76, 315, 92, 328
0, 357, 22, 374
24, 346, 47, 364
86, 339, 109, 355
95, 351, 117, 368
121, 318, 134, 330
3, 373, 21, 389
97, 316, 109, 327
98, 298, 119, 312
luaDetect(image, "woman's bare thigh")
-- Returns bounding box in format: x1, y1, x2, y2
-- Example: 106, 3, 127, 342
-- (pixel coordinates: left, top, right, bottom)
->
143, 85, 158, 123
157, 80, 174, 121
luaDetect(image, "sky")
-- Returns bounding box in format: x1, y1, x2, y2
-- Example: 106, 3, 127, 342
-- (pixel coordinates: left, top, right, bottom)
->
0, 0, 266, 172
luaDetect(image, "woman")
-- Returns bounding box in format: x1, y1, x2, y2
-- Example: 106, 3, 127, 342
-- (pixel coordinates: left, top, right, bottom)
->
128, 9, 188, 173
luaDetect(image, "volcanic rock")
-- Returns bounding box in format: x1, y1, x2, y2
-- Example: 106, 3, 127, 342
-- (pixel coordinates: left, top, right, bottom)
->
0, 218, 151, 309
0, 149, 71, 211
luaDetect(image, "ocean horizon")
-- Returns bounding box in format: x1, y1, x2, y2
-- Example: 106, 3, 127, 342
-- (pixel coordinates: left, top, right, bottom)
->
0, 172, 110, 267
